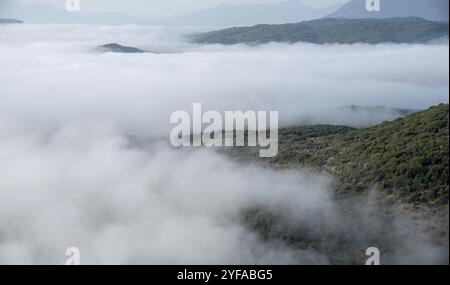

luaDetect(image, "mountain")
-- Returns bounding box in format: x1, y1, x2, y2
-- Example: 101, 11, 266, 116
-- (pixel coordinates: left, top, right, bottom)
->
230, 104, 449, 209
283, 103, 449, 209
162, 1, 343, 26
194, 17, 449, 45
0, 0, 150, 25
296, 105, 418, 128
0, 18, 23, 24
228, 103, 449, 264
328, 0, 449, 22
97, 43, 148, 54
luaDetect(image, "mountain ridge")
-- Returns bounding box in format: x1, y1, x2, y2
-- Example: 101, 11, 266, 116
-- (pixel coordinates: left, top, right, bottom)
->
194, 17, 450, 45
228, 103, 449, 209
0, 0, 151, 25
161, 0, 343, 26
328, 0, 449, 22
0, 18, 23, 24
97, 43, 149, 54
225, 103, 450, 264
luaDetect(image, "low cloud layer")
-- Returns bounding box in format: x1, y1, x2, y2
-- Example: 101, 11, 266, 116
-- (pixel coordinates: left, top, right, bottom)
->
0, 24, 448, 264
0, 123, 335, 264
0, 24, 448, 135
0, 123, 447, 264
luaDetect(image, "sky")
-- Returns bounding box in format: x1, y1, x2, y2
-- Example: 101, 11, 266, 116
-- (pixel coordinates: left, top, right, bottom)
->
15, 0, 347, 18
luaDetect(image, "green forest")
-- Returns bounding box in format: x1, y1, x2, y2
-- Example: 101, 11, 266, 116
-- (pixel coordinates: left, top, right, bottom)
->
231, 103, 449, 209
226, 104, 449, 264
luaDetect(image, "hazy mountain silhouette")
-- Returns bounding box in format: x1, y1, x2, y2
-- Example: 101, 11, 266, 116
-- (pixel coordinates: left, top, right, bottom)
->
162, 1, 343, 26
194, 17, 449, 45
328, 0, 449, 22
0, 18, 23, 24
0, 0, 151, 25
97, 43, 149, 54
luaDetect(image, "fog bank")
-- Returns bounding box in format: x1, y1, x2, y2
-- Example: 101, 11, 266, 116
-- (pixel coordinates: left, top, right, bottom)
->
0, 24, 448, 136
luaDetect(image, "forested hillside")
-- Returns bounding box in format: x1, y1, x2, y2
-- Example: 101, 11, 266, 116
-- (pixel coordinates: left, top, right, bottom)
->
194, 17, 449, 45
230, 104, 449, 264
230, 104, 449, 209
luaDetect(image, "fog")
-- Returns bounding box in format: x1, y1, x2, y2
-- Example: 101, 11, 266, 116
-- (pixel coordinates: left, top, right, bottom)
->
0, 25, 448, 135
0, 24, 448, 264
0, 124, 335, 264
0, 122, 447, 264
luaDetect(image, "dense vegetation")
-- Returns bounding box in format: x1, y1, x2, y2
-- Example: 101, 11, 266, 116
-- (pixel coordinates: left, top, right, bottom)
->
194, 17, 449, 45
227, 104, 449, 264
0, 18, 22, 24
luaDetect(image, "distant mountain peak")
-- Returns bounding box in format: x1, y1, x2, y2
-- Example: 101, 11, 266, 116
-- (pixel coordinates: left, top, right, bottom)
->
0, 0, 151, 25
161, 1, 343, 26
194, 17, 449, 45
98, 43, 148, 54
216, 2, 231, 7
0, 18, 23, 24
328, 0, 449, 22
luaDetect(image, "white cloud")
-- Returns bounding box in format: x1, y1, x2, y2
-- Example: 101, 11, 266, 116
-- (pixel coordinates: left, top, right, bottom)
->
0, 24, 448, 136
0, 121, 336, 264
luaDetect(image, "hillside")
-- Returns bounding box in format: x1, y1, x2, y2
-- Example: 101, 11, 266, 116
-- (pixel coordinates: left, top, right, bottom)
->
0, 18, 22, 24
229, 104, 449, 209
97, 43, 148, 54
231, 104, 449, 264
328, 0, 449, 22
194, 17, 449, 45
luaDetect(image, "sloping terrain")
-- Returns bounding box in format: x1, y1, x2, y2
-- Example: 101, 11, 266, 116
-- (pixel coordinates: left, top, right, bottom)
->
231, 104, 449, 209
229, 104, 449, 264
162, 1, 341, 26
0, 18, 22, 24
98, 43, 148, 54
194, 17, 449, 45
328, 0, 449, 22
